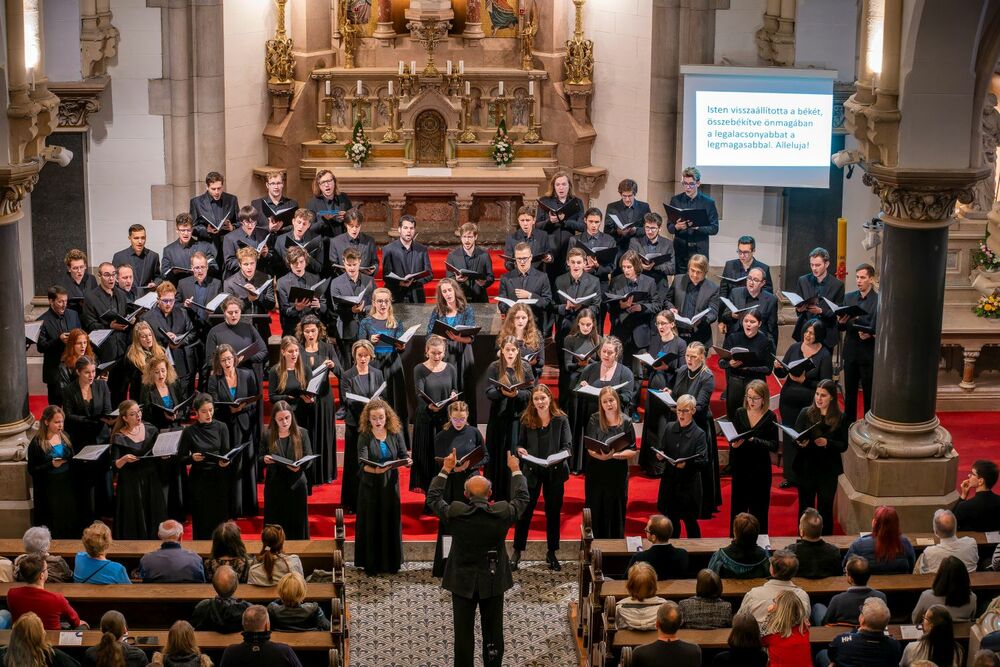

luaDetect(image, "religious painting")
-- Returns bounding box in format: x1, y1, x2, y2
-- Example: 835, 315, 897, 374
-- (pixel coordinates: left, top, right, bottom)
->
345, 0, 377, 37
484, 0, 519, 37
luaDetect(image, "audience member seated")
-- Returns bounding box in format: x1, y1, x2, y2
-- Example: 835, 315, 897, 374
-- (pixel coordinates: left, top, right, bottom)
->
911, 555, 978, 623
0, 611, 80, 666
628, 514, 690, 579
614, 563, 667, 631
204, 522, 254, 584
786, 508, 841, 579
629, 601, 701, 667
736, 550, 809, 626
956, 460, 1000, 533
903, 605, 965, 667
83, 610, 149, 667
914, 509, 979, 574
266, 572, 331, 632
818, 555, 887, 626
760, 590, 810, 667
14, 526, 72, 583
707, 513, 770, 579
74, 521, 131, 585
191, 565, 251, 634
247, 524, 303, 586
0, 551, 14, 584
816, 596, 900, 667
152, 620, 213, 667
842, 506, 915, 574
708, 612, 765, 667
974, 649, 1000, 667
8, 554, 84, 630
139, 520, 206, 583
219, 605, 304, 667
678, 569, 732, 629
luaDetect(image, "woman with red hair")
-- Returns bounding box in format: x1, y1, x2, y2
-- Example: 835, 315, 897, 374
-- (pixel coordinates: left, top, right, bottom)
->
842, 506, 916, 574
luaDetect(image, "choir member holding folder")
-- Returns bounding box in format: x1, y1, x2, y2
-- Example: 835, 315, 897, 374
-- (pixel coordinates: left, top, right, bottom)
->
110, 400, 168, 539
640, 311, 687, 475
560, 309, 600, 412
297, 315, 339, 486
716, 309, 775, 419
496, 242, 553, 332
504, 206, 552, 272
718, 266, 778, 342
584, 387, 637, 539
664, 254, 720, 346
792, 380, 848, 534
789, 247, 845, 349
62, 355, 114, 525
427, 278, 478, 423
485, 336, 535, 501
338, 340, 386, 514
204, 297, 269, 387
653, 394, 707, 538
605, 178, 651, 258
124, 322, 166, 401
718, 235, 772, 300
665, 166, 719, 271
143, 281, 198, 392
82, 261, 132, 404
27, 406, 79, 538
359, 287, 411, 443
207, 343, 260, 516
627, 212, 674, 286
724, 380, 778, 534
381, 215, 432, 303
568, 208, 617, 283
139, 355, 189, 520
181, 394, 233, 539
36, 286, 81, 406
670, 342, 719, 519
190, 171, 238, 251
411, 335, 460, 493
222, 247, 274, 343
570, 336, 635, 473
56, 329, 93, 395
535, 171, 585, 289
553, 247, 603, 352
276, 246, 327, 337
162, 214, 217, 283
512, 385, 572, 571
268, 337, 314, 435
327, 248, 374, 361
222, 206, 271, 277
251, 170, 298, 238
445, 222, 495, 303
497, 302, 545, 384
329, 209, 379, 277
608, 251, 662, 373
263, 401, 315, 540
839, 263, 879, 424
305, 169, 352, 238
274, 209, 323, 279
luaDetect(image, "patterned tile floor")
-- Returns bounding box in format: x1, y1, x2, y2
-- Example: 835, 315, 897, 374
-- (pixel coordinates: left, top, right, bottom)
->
346, 561, 579, 667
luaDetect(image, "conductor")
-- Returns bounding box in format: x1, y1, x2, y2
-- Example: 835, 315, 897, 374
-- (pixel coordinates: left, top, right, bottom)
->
427, 450, 530, 667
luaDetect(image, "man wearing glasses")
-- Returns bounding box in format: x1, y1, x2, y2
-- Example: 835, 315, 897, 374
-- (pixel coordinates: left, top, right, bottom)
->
954, 460, 1000, 533
719, 235, 772, 300
497, 242, 552, 330
82, 262, 132, 403
719, 267, 778, 342
666, 166, 719, 272
627, 515, 690, 580
143, 281, 198, 393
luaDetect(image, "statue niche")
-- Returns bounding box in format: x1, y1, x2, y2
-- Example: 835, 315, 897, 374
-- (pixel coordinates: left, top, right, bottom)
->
414, 109, 447, 167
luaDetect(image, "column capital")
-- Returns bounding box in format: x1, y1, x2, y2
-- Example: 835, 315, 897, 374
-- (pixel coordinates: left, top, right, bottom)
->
0, 161, 42, 224
862, 165, 989, 223
49, 78, 108, 130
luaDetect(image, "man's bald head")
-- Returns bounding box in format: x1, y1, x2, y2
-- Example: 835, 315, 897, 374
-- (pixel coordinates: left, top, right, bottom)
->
213, 565, 238, 598
933, 509, 957, 538
464, 475, 492, 500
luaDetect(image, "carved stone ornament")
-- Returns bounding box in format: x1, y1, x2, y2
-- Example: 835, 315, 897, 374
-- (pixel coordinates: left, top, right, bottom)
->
0, 162, 42, 221
861, 165, 989, 222
49, 79, 108, 130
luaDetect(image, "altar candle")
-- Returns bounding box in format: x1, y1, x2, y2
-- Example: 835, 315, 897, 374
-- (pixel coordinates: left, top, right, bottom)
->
465, 80, 470, 96
388, 80, 394, 96
356, 80, 363, 96
411, 60, 417, 75
325, 79, 332, 96
459, 60, 465, 75
399, 61, 404, 76
529, 80, 534, 96
447, 60, 453, 76
498, 81, 504, 96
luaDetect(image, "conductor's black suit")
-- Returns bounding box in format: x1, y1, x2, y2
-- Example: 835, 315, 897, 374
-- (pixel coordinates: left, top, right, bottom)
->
427, 468, 530, 667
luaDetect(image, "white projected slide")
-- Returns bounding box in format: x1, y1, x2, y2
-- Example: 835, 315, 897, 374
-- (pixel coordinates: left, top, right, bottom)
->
697, 91, 832, 167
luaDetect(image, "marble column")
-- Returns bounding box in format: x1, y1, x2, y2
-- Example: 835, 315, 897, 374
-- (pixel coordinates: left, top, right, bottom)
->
837, 165, 989, 533
462, 0, 484, 41
373, 0, 396, 43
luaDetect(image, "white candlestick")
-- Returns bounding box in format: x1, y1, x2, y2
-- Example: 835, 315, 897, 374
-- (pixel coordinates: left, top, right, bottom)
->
529, 80, 534, 96
399, 61, 404, 76
465, 81, 470, 96
498, 81, 504, 96
459, 60, 465, 75
447, 60, 453, 75
411, 61, 417, 75
388, 80, 394, 96
325, 79, 331, 96
356, 80, 363, 96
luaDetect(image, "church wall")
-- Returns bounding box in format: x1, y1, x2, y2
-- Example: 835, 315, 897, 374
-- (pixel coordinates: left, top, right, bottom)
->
43, 1, 82, 82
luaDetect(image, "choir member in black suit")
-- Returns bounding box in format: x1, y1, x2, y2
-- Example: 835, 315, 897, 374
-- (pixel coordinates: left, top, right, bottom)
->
58, 248, 97, 313
609, 250, 662, 374
328, 209, 379, 277
560, 309, 600, 417
792, 380, 848, 534
496, 303, 545, 381
338, 340, 385, 514
177, 251, 222, 383
305, 169, 352, 237
276, 246, 327, 337
653, 393, 708, 538
143, 281, 198, 393
82, 261, 132, 404
327, 248, 374, 362
204, 297, 269, 384
222, 247, 275, 343
63, 356, 114, 524
297, 315, 338, 486
497, 242, 553, 333
27, 406, 79, 538
584, 387, 637, 539
358, 287, 409, 426
56, 329, 93, 395
112, 224, 160, 290
535, 170, 585, 290
839, 263, 879, 424
445, 222, 495, 303
181, 394, 233, 539
569, 335, 635, 473
139, 354, 189, 520
251, 170, 299, 238
263, 401, 314, 540
727, 380, 779, 535
115, 264, 142, 304
190, 171, 238, 251
670, 342, 719, 519
627, 212, 674, 287
110, 400, 168, 539
485, 336, 535, 502
512, 385, 572, 571
432, 401, 488, 577
718, 266, 778, 342
411, 335, 459, 493
664, 253, 720, 347
605, 178, 652, 259
36, 286, 82, 405
791, 247, 845, 349
222, 206, 272, 277
355, 399, 409, 575
206, 343, 260, 517
718, 235, 773, 300
381, 215, 432, 303
717, 309, 775, 419
162, 213, 219, 283
553, 247, 603, 352
268, 336, 314, 437
274, 208, 324, 278
124, 322, 166, 402
568, 207, 617, 284
503, 206, 552, 272
774, 318, 833, 489
640, 311, 687, 476
666, 166, 719, 270
427, 278, 477, 423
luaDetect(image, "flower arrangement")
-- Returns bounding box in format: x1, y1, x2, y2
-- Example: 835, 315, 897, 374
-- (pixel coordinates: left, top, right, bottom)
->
490, 119, 514, 167
344, 119, 372, 166
974, 291, 1000, 319
972, 234, 1000, 272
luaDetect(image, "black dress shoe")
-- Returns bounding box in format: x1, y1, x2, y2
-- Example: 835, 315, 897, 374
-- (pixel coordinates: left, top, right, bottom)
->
510, 549, 521, 570
546, 551, 561, 571
779, 479, 795, 489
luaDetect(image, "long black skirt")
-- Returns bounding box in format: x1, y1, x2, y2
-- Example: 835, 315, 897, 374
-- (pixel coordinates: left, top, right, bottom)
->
263, 465, 310, 540
340, 424, 361, 513
585, 458, 629, 539
115, 463, 168, 540
409, 407, 444, 493
355, 470, 403, 574
307, 390, 337, 486
189, 466, 232, 540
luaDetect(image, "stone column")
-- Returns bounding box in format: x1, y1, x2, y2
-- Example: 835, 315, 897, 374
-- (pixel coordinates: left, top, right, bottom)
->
462, 0, 484, 42
837, 165, 988, 533
873, 0, 901, 112
853, 0, 875, 105
373, 0, 396, 43
7, 0, 41, 164
772, 0, 796, 66
28, 0, 60, 159
192, 0, 225, 182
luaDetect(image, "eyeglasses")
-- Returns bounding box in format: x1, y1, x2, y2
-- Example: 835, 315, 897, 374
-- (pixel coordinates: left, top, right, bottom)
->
682, 181, 698, 188
643, 526, 653, 535
676, 408, 695, 414
515, 256, 531, 262
737, 250, 753, 256
374, 298, 391, 304
318, 178, 335, 185
100, 272, 117, 278
160, 298, 175, 304
126, 410, 142, 417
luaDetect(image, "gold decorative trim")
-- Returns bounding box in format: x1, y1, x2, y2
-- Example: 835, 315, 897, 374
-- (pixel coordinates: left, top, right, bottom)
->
49, 78, 108, 130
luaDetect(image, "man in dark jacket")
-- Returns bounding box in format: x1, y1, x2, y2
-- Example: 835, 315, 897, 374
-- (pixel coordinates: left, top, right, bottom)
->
787, 508, 842, 579
818, 596, 901, 667
427, 450, 531, 667
219, 605, 302, 667
629, 514, 689, 579
191, 566, 250, 633
35, 285, 81, 405
138, 520, 205, 583
955, 459, 1000, 532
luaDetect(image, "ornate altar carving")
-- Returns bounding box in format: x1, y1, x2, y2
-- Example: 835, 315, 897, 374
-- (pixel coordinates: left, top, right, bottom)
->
414, 110, 447, 166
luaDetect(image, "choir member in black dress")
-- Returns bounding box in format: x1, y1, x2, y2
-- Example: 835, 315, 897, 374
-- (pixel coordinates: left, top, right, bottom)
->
670, 342, 719, 519
560, 309, 600, 415
327, 248, 374, 362
268, 337, 314, 439
535, 170, 585, 290
640, 311, 688, 475
358, 287, 409, 445
653, 393, 708, 538
139, 354, 189, 520
222, 206, 272, 277
36, 286, 82, 405
790, 247, 845, 350
338, 340, 385, 514
496, 302, 545, 381
62, 355, 114, 523
504, 205, 552, 272
297, 315, 338, 486
512, 385, 572, 571
445, 222, 495, 303
609, 250, 663, 377
427, 278, 477, 423
666, 166, 719, 270
773, 318, 833, 489
124, 322, 166, 401
355, 399, 409, 575
792, 380, 848, 534
727, 380, 779, 534
605, 178, 652, 259
276, 246, 327, 336
56, 329, 94, 396
206, 343, 261, 517
584, 387, 637, 539
664, 253, 720, 347
305, 169, 352, 238
381, 215, 433, 303
143, 281, 198, 392
110, 400, 168, 539
839, 263, 879, 424
431, 401, 488, 577
553, 247, 603, 354
718, 309, 775, 419
204, 297, 269, 381
263, 401, 313, 540
411, 335, 459, 493
569, 336, 635, 473
484, 336, 535, 502
181, 394, 233, 539
328, 209, 379, 276
82, 261, 132, 404
58, 248, 98, 314
222, 247, 275, 343
27, 406, 79, 538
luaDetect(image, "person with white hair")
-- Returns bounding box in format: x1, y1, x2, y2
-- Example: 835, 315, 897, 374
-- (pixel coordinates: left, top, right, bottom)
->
138, 519, 206, 583
816, 596, 902, 667
12, 527, 57, 582
914, 509, 979, 574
